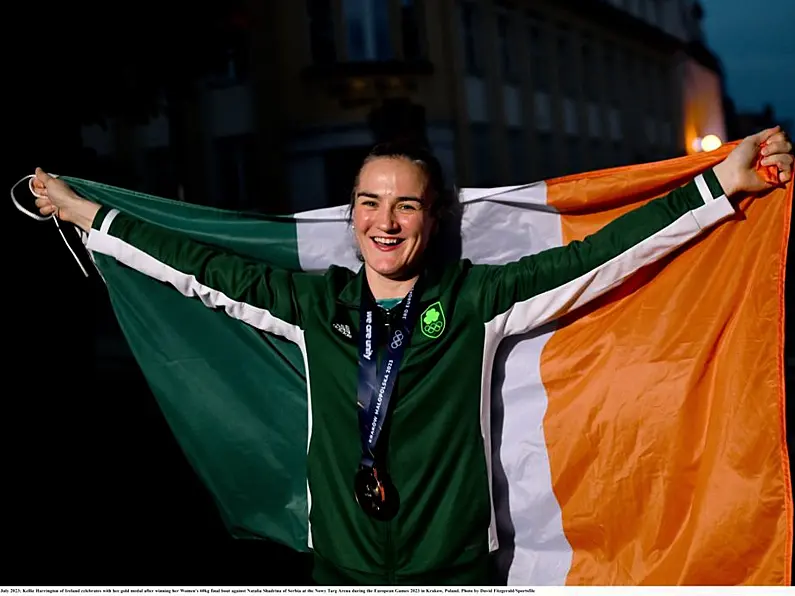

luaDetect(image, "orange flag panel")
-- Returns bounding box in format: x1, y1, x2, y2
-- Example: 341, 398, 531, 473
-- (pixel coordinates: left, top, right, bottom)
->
543, 144, 792, 585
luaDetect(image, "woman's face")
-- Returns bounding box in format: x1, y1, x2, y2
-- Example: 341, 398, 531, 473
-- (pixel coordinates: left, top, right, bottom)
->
352, 157, 437, 282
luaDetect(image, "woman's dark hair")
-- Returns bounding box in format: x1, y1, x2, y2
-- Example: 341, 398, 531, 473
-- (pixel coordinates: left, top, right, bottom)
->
346, 141, 461, 228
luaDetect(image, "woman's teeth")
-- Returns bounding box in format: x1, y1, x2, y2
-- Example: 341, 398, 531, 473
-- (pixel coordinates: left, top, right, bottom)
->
373, 237, 402, 245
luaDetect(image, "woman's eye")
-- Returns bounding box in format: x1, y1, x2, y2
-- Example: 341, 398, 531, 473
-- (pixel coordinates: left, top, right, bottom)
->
398, 203, 417, 211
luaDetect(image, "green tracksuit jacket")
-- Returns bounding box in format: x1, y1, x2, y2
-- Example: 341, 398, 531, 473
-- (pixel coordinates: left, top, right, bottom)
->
83, 169, 733, 585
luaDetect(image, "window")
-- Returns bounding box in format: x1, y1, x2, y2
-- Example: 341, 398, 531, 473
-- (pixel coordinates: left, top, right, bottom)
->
208, 15, 250, 85
528, 15, 549, 92
216, 134, 259, 210
497, 13, 514, 81
508, 130, 527, 183
535, 132, 555, 179
557, 27, 577, 97
400, 0, 424, 61
612, 141, 624, 166
655, 62, 669, 118
567, 137, 583, 174
307, 0, 337, 64
661, 63, 673, 117
621, 50, 635, 105
603, 42, 619, 106
609, 107, 622, 141
324, 146, 372, 207
310, 0, 425, 64
659, 63, 674, 148
471, 125, 494, 185
144, 147, 177, 198
641, 57, 655, 117
582, 34, 599, 102
590, 139, 603, 169
652, 0, 665, 27
460, 1, 479, 74
638, 0, 649, 20
647, 60, 659, 124
344, 0, 393, 61
208, 47, 249, 85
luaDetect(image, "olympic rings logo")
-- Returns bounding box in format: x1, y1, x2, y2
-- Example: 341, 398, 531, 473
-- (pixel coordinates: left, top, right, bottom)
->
424, 320, 443, 333
390, 330, 404, 349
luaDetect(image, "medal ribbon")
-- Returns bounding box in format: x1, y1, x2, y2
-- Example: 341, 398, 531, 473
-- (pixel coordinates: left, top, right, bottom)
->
356, 280, 422, 469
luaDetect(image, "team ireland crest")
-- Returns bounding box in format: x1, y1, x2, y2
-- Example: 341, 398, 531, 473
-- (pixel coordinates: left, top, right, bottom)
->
420, 302, 445, 339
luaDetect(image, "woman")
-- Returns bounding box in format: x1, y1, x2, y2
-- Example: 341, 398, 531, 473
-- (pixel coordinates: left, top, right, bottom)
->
32, 128, 793, 585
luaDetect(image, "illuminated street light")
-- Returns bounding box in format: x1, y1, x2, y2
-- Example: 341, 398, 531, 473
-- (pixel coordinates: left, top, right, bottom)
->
701, 134, 722, 151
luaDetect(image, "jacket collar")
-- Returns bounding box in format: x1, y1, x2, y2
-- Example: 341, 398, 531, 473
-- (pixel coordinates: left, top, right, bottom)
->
336, 261, 446, 309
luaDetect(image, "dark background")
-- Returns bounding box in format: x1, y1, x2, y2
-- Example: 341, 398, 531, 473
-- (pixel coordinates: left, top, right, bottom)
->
4, 0, 792, 586
5, 2, 313, 585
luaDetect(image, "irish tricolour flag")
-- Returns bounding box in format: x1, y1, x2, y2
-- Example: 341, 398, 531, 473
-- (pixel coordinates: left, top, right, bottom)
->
58, 143, 791, 585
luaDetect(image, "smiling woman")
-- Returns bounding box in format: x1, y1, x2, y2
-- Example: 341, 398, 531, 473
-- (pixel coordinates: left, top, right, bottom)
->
27, 127, 794, 585
347, 143, 460, 300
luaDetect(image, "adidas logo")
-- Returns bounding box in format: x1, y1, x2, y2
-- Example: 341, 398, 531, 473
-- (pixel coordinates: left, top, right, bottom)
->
333, 323, 352, 339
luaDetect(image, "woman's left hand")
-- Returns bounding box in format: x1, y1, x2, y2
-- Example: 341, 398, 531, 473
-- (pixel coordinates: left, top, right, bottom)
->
713, 126, 793, 196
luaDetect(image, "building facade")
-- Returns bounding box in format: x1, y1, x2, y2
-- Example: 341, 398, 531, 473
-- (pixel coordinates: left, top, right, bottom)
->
81, 0, 727, 214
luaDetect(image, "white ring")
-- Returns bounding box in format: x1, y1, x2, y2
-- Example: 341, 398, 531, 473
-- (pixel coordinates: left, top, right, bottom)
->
11, 174, 51, 221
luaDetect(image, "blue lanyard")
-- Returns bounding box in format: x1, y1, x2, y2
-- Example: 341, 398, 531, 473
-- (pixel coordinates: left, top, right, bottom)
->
356, 282, 422, 469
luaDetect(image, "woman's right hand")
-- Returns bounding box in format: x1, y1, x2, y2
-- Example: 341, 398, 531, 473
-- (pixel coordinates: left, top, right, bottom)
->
32, 167, 101, 232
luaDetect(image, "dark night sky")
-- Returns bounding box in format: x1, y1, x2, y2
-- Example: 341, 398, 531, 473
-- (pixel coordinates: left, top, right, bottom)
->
700, 0, 795, 132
